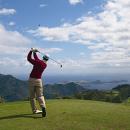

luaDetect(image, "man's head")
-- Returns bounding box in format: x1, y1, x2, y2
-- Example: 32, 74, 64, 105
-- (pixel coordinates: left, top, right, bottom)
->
42, 55, 49, 62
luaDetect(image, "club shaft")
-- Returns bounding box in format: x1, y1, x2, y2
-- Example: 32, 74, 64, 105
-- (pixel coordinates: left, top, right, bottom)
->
38, 51, 62, 66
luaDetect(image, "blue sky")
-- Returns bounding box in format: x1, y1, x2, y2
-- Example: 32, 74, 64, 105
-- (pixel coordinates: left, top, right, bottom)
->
0, 0, 130, 77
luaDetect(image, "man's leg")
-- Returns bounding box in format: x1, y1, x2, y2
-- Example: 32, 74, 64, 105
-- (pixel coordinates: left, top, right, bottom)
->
29, 85, 37, 113
36, 86, 46, 108
36, 85, 46, 117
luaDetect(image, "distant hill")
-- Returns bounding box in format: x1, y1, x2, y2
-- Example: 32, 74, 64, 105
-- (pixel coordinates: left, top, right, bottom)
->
112, 84, 130, 100
1, 74, 129, 102
44, 82, 86, 99
74, 84, 130, 103
0, 74, 28, 101
0, 74, 86, 101
76, 80, 128, 90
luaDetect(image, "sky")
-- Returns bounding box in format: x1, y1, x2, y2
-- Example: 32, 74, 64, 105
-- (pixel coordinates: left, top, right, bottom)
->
0, 0, 130, 77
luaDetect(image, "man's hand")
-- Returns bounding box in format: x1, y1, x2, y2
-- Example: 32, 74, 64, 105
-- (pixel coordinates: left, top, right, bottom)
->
31, 48, 39, 53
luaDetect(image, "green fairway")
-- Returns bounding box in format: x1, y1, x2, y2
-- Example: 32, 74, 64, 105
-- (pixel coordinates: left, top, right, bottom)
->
0, 99, 130, 130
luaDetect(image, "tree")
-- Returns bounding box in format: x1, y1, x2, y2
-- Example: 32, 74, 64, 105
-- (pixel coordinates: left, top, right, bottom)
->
0, 96, 5, 103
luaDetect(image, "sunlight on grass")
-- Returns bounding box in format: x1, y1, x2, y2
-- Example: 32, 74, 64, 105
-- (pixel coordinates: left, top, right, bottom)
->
0, 100, 130, 130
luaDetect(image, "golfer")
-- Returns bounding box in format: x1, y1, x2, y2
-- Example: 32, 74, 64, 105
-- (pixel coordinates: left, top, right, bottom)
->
27, 48, 49, 117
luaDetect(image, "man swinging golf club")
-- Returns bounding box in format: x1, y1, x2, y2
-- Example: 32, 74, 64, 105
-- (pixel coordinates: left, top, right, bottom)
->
27, 48, 49, 117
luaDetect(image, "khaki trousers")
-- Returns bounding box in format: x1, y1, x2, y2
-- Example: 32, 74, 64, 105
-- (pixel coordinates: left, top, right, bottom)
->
28, 78, 46, 112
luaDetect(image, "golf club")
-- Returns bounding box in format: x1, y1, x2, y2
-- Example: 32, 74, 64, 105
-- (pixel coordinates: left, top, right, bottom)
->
38, 50, 63, 68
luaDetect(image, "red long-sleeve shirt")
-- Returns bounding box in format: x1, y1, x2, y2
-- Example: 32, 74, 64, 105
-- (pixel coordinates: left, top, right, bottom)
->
27, 51, 47, 79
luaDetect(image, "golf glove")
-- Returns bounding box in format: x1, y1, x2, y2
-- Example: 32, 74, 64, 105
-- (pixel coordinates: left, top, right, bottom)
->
31, 48, 39, 53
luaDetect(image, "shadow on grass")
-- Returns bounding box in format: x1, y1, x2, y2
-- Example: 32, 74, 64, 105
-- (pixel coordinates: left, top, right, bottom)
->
0, 113, 43, 120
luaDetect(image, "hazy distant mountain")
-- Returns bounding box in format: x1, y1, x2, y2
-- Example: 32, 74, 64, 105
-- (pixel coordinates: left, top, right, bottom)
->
0, 74, 86, 101
44, 82, 86, 99
1, 73, 129, 101
0, 74, 28, 101
75, 80, 128, 90
18, 74, 129, 90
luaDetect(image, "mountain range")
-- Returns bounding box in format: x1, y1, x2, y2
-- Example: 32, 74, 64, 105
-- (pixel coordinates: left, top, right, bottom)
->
0, 74, 85, 101
75, 80, 128, 90
0, 74, 130, 102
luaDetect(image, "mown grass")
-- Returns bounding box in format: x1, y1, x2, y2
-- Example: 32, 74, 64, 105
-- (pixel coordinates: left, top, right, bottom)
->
0, 99, 130, 130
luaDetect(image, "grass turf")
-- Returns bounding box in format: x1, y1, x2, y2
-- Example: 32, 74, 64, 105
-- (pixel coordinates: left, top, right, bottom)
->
0, 99, 130, 130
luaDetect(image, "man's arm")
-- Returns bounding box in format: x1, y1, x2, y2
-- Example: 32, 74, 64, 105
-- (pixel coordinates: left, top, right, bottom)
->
27, 51, 36, 65
33, 52, 39, 60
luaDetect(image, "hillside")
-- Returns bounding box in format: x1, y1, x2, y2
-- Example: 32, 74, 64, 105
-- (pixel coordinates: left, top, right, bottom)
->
0, 74, 28, 101
0, 100, 130, 130
0, 74, 130, 102
44, 82, 86, 98
113, 84, 130, 100
0, 74, 85, 101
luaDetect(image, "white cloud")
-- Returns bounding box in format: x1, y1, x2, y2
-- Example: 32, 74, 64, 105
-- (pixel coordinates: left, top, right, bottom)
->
0, 24, 64, 75
46, 56, 130, 75
40, 4, 47, 8
68, 0, 83, 5
0, 24, 32, 74
0, 8, 16, 15
80, 52, 85, 56
29, 0, 130, 72
0, 56, 30, 75
30, 26, 70, 42
1, 0, 130, 76
38, 48, 63, 54
0, 24, 31, 48
8, 21, 15, 26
